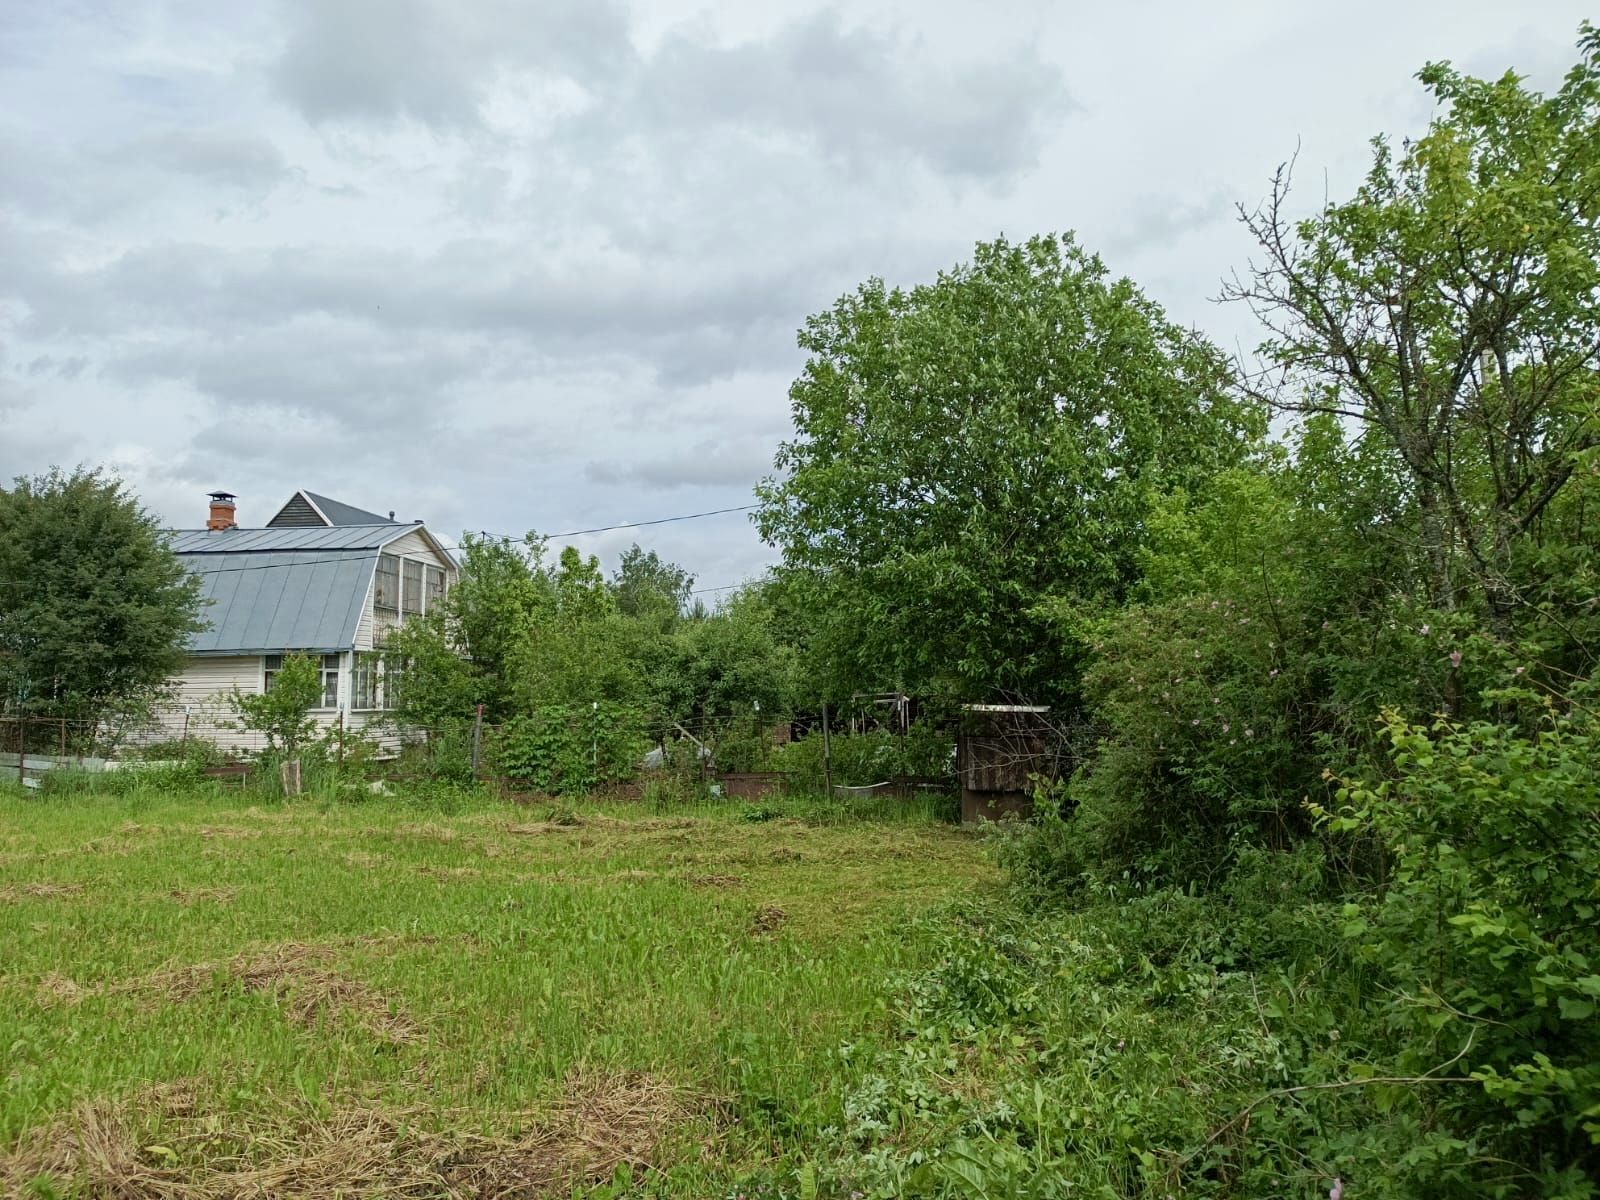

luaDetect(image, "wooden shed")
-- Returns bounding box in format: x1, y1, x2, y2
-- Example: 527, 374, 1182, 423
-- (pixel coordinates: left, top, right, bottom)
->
956, 704, 1056, 823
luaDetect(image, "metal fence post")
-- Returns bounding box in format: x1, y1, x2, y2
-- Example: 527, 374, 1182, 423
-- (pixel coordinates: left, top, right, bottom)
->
17, 718, 27, 788
470, 704, 485, 778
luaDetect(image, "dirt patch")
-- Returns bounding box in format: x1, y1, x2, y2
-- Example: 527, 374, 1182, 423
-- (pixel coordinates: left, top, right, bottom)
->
0, 882, 85, 902
686, 873, 744, 889
750, 903, 788, 936
166, 886, 239, 907
0, 1069, 701, 1199
127, 943, 419, 1045
766, 846, 807, 864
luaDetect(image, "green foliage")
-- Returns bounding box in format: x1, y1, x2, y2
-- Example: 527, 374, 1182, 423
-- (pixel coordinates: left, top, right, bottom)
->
612, 544, 694, 624
1230, 28, 1600, 628
0, 467, 204, 725
1323, 713, 1600, 1194
231, 653, 320, 757
496, 703, 648, 795
772, 723, 954, 791
757, 232, 1261, 703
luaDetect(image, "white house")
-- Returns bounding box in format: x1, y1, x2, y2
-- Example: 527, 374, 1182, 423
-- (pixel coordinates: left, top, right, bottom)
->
150, 490, 458, 753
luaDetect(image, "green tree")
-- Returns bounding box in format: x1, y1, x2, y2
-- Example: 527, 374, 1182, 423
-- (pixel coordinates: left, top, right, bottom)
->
0, 467, 204, 728
611, 544, 694, 625
1227, 25, 1600, 632
232, 653, 321, 791
756, 233, 1259, 705
439, 534, 554, 719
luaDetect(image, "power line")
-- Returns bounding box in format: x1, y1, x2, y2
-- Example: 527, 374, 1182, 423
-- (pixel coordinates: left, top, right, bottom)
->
476, 503, 758, 543
166, 502, 765, 581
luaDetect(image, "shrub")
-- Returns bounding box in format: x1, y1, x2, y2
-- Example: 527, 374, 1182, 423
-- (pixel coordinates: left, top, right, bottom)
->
497, 703, 648, 795
1324, 713, 1600, 1196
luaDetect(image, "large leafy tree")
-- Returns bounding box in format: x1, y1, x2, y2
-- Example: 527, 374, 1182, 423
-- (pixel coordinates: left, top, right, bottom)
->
0, 468, 204, 725
1227, 26, 1600, 633
756, 233, 1259, 703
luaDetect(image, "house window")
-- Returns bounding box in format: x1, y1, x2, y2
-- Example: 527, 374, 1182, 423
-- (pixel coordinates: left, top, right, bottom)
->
352, 652, 380, 711
374, 554, 399, 611
383, 656, 403, 709
425, 565, 445, 611
402, 560, 424, 614
264, 653, 340, 709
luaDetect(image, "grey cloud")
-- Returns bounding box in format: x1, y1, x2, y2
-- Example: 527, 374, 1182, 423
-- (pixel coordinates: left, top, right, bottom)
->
629, 12, 1073, 180
108, 128, 290, 190
271, 0, 632, 127
586, 437, 774, 490
1103, 190, 1234, 257
16, 234, 837, 384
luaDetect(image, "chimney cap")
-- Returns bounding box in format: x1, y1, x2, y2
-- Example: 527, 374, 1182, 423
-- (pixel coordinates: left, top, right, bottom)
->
208, 490, 237, 503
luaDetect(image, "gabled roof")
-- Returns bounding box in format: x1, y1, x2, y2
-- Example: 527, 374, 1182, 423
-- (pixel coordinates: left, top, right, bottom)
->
267, 490, 397, 528
170, 523, 423, 555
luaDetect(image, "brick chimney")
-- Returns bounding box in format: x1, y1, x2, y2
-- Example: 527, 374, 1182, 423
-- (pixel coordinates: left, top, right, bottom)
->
206, 491, 238, 531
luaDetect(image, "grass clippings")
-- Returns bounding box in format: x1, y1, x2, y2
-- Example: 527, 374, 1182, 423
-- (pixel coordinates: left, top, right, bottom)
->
0, 881, 85, 902
686, 873, 744, 889
165, 886, 239, 907
130, 942, 420, 1045
0, 1069, 699, 1199
34, 971, 88, 1007
750, 903, 788, 936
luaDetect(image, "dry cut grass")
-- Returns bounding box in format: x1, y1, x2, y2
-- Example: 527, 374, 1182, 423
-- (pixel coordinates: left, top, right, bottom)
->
0, 1069, 699, 1198
123, 942, 421, 1045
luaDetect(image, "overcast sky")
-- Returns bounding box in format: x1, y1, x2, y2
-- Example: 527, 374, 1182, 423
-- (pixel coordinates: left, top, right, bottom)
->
1, 1, 1590, 593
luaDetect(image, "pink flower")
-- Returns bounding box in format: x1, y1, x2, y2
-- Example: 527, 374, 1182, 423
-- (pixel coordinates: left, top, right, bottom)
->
1449, 650, 1462, 669
1321, 620, 1330, 630
1419, 623, 1431, 636
1269, 668, 1279, 679
1329, 1179, 1343, 1200
1514, 666, 1525, 676
1222, 722, 1230, 732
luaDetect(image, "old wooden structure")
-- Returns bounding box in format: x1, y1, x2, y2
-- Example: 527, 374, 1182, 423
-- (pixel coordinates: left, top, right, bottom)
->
955, 704, 1056, 823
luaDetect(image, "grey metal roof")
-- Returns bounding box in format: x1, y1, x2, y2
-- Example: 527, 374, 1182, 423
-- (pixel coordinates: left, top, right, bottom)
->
169, 523, 421, 555
186, 550, 377, 655
303, 492, 398, 526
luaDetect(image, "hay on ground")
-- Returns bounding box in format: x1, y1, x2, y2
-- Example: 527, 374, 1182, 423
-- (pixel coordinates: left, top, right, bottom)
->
129, 942, 420, 1045
0, 882, 85, 902
0, 1068, 700, 1199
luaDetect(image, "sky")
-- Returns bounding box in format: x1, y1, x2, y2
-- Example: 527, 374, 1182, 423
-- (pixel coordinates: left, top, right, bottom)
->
0, 1, 1591, 595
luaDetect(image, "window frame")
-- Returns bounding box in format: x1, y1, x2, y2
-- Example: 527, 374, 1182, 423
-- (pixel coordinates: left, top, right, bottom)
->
374, 554, 400, 612
262, 652, 340, 710
401, 559, 424, 615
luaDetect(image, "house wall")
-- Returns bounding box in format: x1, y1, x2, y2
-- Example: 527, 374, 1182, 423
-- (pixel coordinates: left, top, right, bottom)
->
142, 654, 410, 757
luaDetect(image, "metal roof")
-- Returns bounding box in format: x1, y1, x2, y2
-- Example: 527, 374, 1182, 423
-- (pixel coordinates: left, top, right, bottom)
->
302, 491, 398, 526
186, 550, 377, 655
168, 523, 422, 555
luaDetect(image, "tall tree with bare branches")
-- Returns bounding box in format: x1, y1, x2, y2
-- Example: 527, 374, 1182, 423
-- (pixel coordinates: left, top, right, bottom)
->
1226, 26, 1600, 634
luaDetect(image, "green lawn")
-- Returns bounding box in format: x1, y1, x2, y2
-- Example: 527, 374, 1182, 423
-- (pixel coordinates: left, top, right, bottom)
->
0, 787, 992, 1197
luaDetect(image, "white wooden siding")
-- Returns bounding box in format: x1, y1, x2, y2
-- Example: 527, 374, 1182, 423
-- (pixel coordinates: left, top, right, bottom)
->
383, 529, 455, 571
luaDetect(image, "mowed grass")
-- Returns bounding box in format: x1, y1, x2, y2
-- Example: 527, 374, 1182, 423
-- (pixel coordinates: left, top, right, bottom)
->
0, 786, 993, 1196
